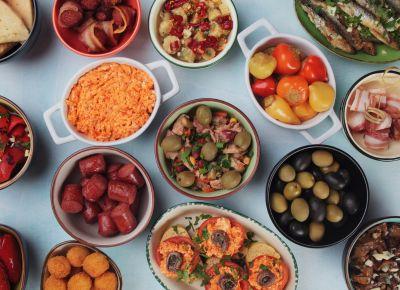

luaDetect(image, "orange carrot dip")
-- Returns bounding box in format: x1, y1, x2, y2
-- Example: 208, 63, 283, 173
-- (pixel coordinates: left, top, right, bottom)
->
66, 62, 156, 142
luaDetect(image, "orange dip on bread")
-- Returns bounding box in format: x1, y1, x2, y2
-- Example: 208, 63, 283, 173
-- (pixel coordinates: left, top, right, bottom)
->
66, 62, 156, 142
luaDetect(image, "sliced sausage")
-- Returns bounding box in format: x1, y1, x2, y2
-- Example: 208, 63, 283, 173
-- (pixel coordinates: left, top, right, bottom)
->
81, 177, 89, 187
82, 174, 107, 202
117, 163, 145, 188
98, 195, 117, 212
98, 211, 118, 237
107, 163, 122, 181
111, 203, 137, 234
130, 194, 141, 216
108, 180, 137, 205
61, 184, 83, 213
79, 154, 106, 177
83, 200, 101, 224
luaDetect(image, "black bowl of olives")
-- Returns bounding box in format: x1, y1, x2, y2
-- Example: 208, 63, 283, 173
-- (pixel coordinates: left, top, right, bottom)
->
266, 145, 369, 248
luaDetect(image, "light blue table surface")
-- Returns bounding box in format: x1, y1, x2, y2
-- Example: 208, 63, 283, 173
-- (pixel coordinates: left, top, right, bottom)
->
1, 0, 399, 289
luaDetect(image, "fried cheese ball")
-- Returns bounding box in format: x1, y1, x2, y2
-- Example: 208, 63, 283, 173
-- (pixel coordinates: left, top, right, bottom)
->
82, 252, 109, 278
94, 271, 117, 290
67, 272, 92, 290
44, 275, 67, 290
47, 256, 71, 279
66, 246, 90, 267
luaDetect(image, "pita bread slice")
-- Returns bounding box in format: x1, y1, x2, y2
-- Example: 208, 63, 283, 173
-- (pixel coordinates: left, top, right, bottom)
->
0, 43, 16, 57
5, 0, 34, 30
0, 0, 29, 43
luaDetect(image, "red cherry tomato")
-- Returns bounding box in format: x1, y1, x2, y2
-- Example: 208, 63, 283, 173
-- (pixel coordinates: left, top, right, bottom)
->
272, 43, 301, 75
277, 75, 309, 106
251, 77, 276, 98
299, 55, 328, 83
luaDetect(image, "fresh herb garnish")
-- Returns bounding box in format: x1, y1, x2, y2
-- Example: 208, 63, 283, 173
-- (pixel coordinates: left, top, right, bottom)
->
172, 225, 179, 234
260, 264, 269, 271
243, 231, 256, 247
216, 142, 225, 149
202, 228, 209, 240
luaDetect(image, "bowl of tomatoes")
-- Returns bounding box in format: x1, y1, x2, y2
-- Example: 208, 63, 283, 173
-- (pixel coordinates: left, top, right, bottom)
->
237, 18, 342, 144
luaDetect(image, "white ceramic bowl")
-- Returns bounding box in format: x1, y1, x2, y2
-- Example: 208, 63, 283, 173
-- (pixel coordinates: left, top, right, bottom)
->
149, 0, 238, 69
43, 57, 179, 145
51, 147, 155, 247
237, 19, 342, 144
147, 202, 298, 290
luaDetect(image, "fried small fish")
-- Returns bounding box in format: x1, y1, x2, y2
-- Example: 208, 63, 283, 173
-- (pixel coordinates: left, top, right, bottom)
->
386, 0, 400, 14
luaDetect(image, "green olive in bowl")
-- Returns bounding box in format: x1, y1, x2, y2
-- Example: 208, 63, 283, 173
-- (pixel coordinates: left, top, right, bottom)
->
296, 172, 315, 189
161, 135, 182, 152
312, 150, 333, 167
271, 193, 288, 213
234, 131, 252, 151
221, 171, 241, 189
201, 142, 218, 161
284, 182, 302, 200
196, 105, 212, 125
176, 171, 195, 188
279, 164, 296, 182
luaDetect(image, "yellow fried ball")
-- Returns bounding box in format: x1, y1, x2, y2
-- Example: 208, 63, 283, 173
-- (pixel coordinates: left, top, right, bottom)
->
44, 275, 67, 290
94, 271, 117, 290
47, 256, 71, 279
66, 246, 90, 267
83, 252, 109, 278
67, 272, 92, 290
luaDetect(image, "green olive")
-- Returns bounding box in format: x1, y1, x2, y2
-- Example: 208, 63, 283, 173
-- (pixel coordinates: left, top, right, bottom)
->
326, 204, 344, 223
309, 222, 325, 242
279, 164, 296, 182
296, 171, 315, 189
234, 131, 252, 151
221, 171, 241, 189
320, 161, 340, 174
161, 135, 182, 152
271, 193, 288, 213
327, 189, 340, 205
176, 171, 195, 188
177, 115, 193, 129
283, 182, 302, 201
313, 181, 330, 199
290, 198, 309, 222
196, 105, 212, 126
201, 142, 218, 161
312, 150, 334, 168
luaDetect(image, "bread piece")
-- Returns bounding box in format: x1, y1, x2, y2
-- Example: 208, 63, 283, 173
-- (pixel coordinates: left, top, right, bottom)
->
161, 225, 190, 242
0, 0, 29, 43
5, 0, 34, 30
245, 241, 281, 263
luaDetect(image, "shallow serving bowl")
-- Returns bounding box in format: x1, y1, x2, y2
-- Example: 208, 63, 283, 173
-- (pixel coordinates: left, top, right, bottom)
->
148, 0, 238, 69
51, 146, 154, 247
0, 224, 28, 290
147, 202, 298, 290
155, 98, 260, 200
52, 0, 142, 57
266, 145, 369, 248
0, 96, 34, 190
237, 18, 342, 144
41, 240, 122, 289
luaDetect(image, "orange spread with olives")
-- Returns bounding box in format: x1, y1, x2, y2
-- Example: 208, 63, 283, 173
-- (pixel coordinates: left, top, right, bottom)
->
248, 255, 288, 290
207, 265, 242, 290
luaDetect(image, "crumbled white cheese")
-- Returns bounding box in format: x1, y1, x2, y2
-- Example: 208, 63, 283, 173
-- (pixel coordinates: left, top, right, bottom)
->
327, 6, 337, 16
373, 251, 395, 261
9, 137, 15, 143
347, 27, 353, 32
183, 28, 192, 39
24, 150, 29, 157
365, 259, 373, 267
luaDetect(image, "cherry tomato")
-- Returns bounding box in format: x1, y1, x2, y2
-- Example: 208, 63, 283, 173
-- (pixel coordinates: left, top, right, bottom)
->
299, 55, 328, 83
272, 43, 301, 75
309, 81, 335, 112
293, 103, 317, 122
277, 75, 309, 106
249, 52, 277, 79
251, 77, 276, 98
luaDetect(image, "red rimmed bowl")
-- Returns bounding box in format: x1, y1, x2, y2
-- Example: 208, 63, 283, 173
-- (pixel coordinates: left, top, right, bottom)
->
155, 98, 260, 200
52, 0, 142, 57
51, 147, 154, 247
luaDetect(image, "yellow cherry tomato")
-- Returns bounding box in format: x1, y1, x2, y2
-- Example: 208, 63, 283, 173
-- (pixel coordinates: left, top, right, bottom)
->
263, 95, 301, 125
249, 52, 277, 79
293, 102, 317, 122
309, 81, 335, 112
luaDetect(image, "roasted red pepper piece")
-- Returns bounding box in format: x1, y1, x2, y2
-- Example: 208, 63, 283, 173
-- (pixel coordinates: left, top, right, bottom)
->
164, 0, 188, 11
0, 234, 21, 285
9, 125, 25, 138
0, 134, 8, 155
0, 147, 25, 183
0, 261, 10, 290
7, 116, 25, 134
0, 106, 9, 133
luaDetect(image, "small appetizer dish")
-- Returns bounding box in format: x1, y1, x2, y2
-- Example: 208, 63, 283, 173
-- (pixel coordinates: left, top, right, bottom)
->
43, 57, 179, 146
149, 0, 238, 68
342, 68, 400, 161
0, 96, 33, 190
155, 99, 260, 200
266, 145, 369, 248
0, 225, 27, 290
52, 0, 141, 57
51, 147, 155, 247
147, 202, 298, 290
41, 240, 122, 290
344, 217, 400, 290
0, 0, 39, 62
237, 18, 342, 144
295, 0, 400, 63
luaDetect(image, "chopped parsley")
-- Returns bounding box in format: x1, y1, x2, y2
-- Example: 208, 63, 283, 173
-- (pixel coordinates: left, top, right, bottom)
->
243, 231, 256, 247
216, 142, 225, 149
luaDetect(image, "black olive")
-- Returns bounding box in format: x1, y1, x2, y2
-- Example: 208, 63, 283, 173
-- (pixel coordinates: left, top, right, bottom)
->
275, 179, 286, 193
166, 252, 183, 272
337, 169, 350, 187
310, 166, 324, 181
291, 152, 312, 172
324, 172, 346, 191
289, 220, 309, 238
257, 269, 276, 286
211, 230, 230, 251
341, 192, 359, 215
279, 211, 294, 227
308, 196, 326, 222
303, 189, 314, 200
218, 274, 237, 290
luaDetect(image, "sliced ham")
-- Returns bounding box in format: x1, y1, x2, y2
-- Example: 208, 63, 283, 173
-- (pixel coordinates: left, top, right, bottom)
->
350, 89, 369, 112
365, 114, 392, 132
391, 119, 400, 140
79, 20, 107, 52
348, 111, 366, 132
364, 130, 390, 150
385, 96, 400, 118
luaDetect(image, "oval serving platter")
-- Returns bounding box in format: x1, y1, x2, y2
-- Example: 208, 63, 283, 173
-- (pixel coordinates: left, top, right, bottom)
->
146, 202, 298, 290
294, 0, 400, 63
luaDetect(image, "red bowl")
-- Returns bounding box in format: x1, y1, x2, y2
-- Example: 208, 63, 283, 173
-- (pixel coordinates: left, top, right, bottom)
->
52, 0, 142, 57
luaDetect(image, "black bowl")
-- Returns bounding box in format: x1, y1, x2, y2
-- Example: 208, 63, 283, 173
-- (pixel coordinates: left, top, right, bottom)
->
266, 145, 369, 248
0, 0, 40, 63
